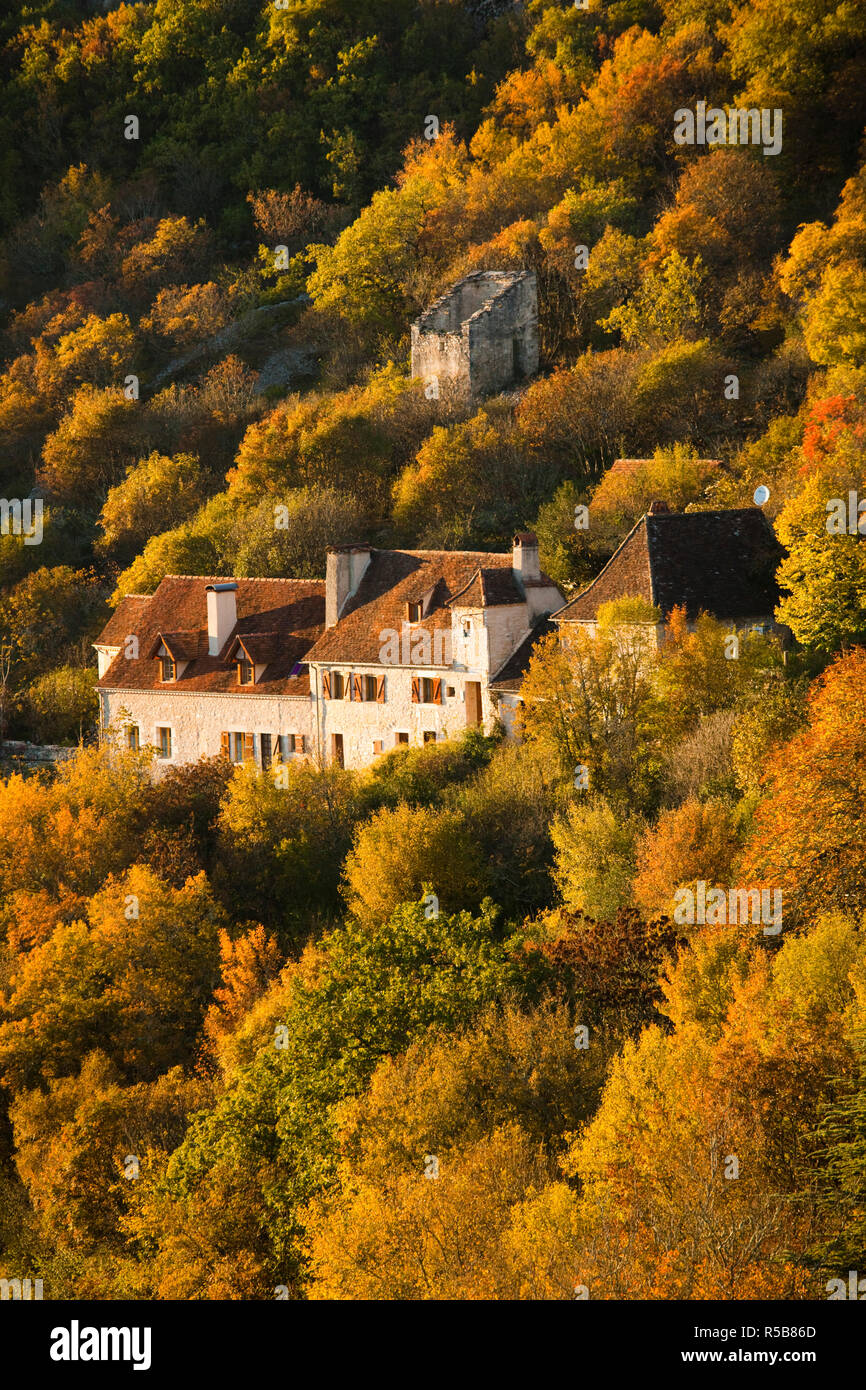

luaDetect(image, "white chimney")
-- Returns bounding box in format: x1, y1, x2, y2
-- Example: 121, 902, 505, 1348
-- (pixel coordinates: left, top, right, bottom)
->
206, 582, 238, 655
325, 546, 372, 628
512, 531, 540, 585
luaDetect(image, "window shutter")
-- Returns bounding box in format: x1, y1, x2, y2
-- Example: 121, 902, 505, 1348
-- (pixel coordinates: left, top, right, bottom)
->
220, 731, 230, 757
244, 732, 254, 760
322, 670, 331, 699
298, 734, 306, 753
432, 677, 442, 704
348, 673, 356, 701
290, 734, 298, 753
411, 676, 420, 703
376, 675, 385, 703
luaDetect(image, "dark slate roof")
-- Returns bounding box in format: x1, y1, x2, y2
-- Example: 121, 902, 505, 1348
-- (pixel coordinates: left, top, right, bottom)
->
489, 617, 556, 692
97, 576, 325, 695
555, 508, 782, 623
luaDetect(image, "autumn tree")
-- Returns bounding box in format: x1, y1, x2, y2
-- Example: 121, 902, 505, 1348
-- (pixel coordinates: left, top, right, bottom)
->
97, 452, 211, 558
739, 647, 866, 921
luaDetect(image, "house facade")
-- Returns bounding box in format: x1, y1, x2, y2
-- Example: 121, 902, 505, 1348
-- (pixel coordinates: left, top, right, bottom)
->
94, 535, 564, 772
304, 534, 562, 768
95, 576, 325, 770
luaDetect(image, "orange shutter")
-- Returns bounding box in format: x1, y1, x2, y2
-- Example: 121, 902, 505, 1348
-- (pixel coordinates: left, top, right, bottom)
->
298, 734, 306, 753
411, 676, 420, 703
432, 677, 442, 704
220, 731, 230, 758
376, 675, 386, 703
322, 671, 331, 699
244, 732, 254, 760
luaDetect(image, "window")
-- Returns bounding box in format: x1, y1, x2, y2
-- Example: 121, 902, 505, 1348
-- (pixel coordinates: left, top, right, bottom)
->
352, 673, 384, 702
260, 732, 272, 768
156, 726, 172, 759
330, 671, 345, 699
238, 657, 254, 685
407, 601, 422, 623
290, 734, 306, 754
417, 676, 442, 704
126, 724, 139, 751
423, 730, 437, 744
331, 732, 344, 768
222, 731, 253, 763
446, 685, 455, 697
395, 732, 409, 745
160, 655, 176, 682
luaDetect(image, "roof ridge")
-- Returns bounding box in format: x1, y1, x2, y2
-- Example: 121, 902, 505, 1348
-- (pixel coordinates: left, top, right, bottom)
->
399, 549, 511, 560
159, 573, 324, 583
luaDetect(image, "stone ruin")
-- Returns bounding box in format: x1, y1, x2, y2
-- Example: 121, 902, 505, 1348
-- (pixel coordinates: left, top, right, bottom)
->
410, 270, 539, 401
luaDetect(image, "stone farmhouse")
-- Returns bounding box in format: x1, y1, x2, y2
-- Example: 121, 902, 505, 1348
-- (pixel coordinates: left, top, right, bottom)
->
554, 502, 784, 643
410, 269, 539, 400
94, 534, 564, 772
94, 506, 785, 774
95, 577, 326, 769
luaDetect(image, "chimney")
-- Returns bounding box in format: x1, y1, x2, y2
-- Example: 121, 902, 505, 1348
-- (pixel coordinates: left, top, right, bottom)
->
647, 499, 669, 514
206, 582, 238, 655
326, 546, 372, 628
512, 531, 540, 585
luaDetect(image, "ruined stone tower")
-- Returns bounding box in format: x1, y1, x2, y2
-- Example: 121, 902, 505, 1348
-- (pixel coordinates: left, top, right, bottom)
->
410, 270, 539, 401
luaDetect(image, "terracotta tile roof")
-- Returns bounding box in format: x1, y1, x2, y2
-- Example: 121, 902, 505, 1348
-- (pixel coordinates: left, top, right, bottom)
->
94, 594, 151, 647
447, 566, 524, 608
226, 632, 283, 666
555, 508, 782, 624
489, 617, 556, 692
307, 549, 542, 666
148, 630, 204, 663
97, 576, 325, 695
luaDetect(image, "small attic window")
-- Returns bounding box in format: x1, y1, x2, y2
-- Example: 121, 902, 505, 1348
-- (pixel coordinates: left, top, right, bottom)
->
237, 656, 254, 686
160, 655, 176, 682
407, 601, 422, 623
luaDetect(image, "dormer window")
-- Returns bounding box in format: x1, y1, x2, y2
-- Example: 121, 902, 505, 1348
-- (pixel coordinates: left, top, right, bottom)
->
407, 601, 422, 623
160, 655, 176, 682
237, 657, 254, 686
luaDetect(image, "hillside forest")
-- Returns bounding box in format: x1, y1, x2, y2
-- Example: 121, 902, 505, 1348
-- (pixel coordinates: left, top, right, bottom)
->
1, 0, 866, 1299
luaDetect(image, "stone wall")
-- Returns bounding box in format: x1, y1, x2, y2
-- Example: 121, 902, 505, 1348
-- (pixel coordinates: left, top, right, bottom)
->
411, 270, 538, 400
101, 688, 316, 773
312, 663, 495, 771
